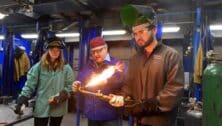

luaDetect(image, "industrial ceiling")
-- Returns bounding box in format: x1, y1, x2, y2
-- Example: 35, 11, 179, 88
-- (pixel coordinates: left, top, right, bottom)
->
0, 0, 221, 35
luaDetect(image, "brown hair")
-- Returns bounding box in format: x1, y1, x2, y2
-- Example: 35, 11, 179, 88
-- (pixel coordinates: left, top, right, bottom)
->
40, 50, 65, 71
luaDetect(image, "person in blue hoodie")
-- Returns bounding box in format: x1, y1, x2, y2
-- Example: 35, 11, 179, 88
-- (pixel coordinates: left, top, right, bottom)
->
72, 36, 126, 126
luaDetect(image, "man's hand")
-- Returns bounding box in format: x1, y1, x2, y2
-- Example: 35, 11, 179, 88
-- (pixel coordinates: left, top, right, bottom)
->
72, 81, 81, 92
109, 94, 124, 107
115, 61, 125, 73
143, 98, 159, 112
124, 97, 160, 117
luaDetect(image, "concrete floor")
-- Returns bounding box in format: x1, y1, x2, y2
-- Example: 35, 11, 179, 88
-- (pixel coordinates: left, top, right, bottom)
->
14, 113, 128, 126
0, 104, 128, 126
14, 113, 87, 126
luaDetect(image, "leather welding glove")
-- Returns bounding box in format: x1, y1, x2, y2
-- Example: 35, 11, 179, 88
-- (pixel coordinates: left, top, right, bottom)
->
14, 95, 29, 115
72, 81, 81, 92
109, 94, 124, 107
48, 90, 69, 106
124, 97, 160, 117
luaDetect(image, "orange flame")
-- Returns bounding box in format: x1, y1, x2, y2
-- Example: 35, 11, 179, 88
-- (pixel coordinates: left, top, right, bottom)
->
85, 63, 123, 87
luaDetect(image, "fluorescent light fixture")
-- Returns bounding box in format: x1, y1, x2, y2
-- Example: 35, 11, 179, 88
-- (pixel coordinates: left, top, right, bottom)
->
102, 30, 127, 36
21, 34, 38, 39
0, 13, 6, 19
210, 24, 222, 31
56, 33, 80, 37
9, 30, 127, 40
0, 35, 4, 40
162, 26, 180, 33
211, 31, 222, 38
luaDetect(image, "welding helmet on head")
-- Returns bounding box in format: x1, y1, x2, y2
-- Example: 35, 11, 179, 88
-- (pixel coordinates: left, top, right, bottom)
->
45, 36, 65, 49
120, 4, 159, 51
120, 4, 157, 30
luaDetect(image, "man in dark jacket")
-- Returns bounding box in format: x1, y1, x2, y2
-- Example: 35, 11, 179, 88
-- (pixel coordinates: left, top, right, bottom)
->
72, 36, 126, 126
109, 5, 184, 126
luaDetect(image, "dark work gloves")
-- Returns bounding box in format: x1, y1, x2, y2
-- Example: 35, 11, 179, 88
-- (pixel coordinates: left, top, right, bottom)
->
14, 96, 29, 115
49, 90, 69, 106
124, 97, 160, 117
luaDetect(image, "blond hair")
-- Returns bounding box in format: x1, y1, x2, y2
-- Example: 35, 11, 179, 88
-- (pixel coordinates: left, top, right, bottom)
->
40, 50, 65, 71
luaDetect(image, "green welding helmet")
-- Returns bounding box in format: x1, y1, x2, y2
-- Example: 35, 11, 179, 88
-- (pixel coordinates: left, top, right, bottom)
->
120, 4, 156, 29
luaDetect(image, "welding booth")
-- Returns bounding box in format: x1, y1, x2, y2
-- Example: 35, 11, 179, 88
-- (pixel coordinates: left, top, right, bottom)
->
0, 31, 75, 97
0, 23, 75, 125
0, 0, 222, 126
0, 32, 31, 98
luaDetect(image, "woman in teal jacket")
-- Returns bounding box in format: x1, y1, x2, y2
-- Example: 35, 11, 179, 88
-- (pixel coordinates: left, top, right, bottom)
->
14, 36, 74, 126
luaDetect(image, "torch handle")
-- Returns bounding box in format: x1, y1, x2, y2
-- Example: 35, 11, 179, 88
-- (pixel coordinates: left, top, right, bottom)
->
78, 87, 112, 101
77, 87, 137, 106
95, 93, 112, 101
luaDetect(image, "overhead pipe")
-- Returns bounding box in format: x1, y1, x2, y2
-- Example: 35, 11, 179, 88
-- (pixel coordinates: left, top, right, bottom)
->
204, 0, 222, 6
157, 11, 196, 17
61, 22, 78, 31
163, 21, 194, 25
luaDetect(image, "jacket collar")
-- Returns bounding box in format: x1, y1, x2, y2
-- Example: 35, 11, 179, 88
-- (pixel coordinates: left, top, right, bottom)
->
138, 42, 163, 57
104, 53, 111, 62
89, 53, 112, 68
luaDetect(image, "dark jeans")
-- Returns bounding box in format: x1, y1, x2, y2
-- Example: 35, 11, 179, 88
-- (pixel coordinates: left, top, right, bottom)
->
34, 116, 63, 126
88, 119, 122, 126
